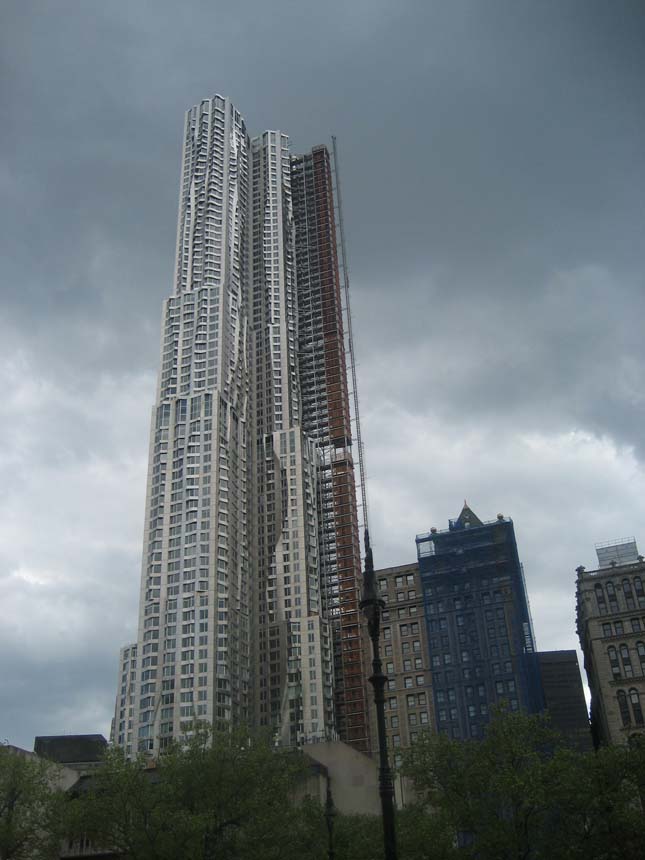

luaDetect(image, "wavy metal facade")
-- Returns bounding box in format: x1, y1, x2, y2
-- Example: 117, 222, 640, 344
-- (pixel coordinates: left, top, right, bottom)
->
114, 99, 362, 755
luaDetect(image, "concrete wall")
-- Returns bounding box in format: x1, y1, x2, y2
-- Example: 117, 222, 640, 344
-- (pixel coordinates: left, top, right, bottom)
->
302, 740, 380, 816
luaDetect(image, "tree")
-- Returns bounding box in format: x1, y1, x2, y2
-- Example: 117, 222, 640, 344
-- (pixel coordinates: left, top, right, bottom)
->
0, 744, 63, 860
403, 708, 645, 860
67, 727, 327, 860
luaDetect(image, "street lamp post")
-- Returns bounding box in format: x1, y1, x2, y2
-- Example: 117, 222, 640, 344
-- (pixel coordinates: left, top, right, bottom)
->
360, 528, 398, 860
324, 778, 336, 860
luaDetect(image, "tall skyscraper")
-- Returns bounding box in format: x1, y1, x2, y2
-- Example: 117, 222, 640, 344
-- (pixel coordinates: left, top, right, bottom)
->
416, 505, 543, 740
113, 96, 368, 755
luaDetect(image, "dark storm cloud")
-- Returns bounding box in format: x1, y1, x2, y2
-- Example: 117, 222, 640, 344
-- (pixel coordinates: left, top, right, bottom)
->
1, 0, 645, 746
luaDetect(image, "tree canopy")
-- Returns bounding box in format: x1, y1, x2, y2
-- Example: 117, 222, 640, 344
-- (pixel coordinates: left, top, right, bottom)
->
403, 709, 645, 860
5, 716, 645, 860
0, 744, 64, 860
66, 727, 327, 860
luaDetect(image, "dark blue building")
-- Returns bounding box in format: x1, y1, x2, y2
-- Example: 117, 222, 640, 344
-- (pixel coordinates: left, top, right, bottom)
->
416, 504, 543, 739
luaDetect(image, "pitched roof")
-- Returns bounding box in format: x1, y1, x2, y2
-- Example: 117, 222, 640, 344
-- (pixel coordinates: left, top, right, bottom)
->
453, 502, 483, 529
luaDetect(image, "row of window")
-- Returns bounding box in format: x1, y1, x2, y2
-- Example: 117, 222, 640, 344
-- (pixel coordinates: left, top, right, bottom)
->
617, 689, 644, 727
607, 643, 645, 679
601, 617, 644, 637
595, 577, 645, 615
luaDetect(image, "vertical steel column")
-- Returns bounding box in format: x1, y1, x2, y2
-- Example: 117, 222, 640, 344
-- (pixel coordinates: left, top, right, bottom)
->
360, 529, 398, 860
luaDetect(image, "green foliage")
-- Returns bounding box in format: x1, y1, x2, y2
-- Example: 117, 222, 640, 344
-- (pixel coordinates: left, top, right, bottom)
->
7, 715, 645, 860
0, 744, 64, 860
332, 812, 383, 860
402, 709, 645, 860
67, 727, 327, 860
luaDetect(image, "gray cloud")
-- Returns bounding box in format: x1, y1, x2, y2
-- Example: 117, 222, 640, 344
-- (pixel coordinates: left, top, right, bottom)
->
1, 0, 644, 747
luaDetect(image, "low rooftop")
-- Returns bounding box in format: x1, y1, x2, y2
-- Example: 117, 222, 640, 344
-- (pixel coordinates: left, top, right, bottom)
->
34, 734, 108, 764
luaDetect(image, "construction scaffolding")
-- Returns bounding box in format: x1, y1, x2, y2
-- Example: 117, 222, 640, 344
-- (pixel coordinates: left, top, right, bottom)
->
292, 143, 371, 753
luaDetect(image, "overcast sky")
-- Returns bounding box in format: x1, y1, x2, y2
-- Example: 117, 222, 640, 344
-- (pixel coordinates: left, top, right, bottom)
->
2, 1, 644, 750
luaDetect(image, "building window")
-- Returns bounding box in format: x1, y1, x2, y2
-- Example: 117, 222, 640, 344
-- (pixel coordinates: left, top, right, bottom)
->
617, 690, 631, 727
595, 584, 607, 615
620, 644, 634, 678
615, 621, 624, 636
631, 619, 642, 633
608, 646, 621, 679
606, 581, 619, 613
634, 577, 645, 607
623, 579, 635, 609
602, 623, 612, 637
636, 642, 645, 674
629, 689, 644, 725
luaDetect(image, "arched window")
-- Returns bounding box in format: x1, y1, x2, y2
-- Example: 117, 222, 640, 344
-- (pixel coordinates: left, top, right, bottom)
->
636, 642, 645, 673
618, 690, 631, 726
620, 644, 634, 678
634, 577, 645, 608
595, 583, 607, 615
608, 646, 621, 679
629, 689, 644, 726
623, 579, 635, 609
606, 581, 619, 612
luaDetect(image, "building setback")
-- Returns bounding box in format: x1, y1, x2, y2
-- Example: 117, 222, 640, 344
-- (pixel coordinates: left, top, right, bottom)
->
537, 650, 592, 751
576, 539, 645, 746
250, 128, 334, 748
113, 96, 365, 754
416, 505, 543, 740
